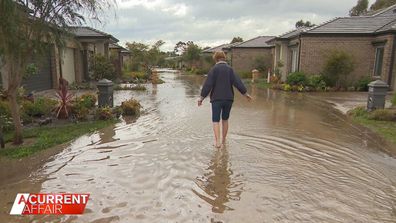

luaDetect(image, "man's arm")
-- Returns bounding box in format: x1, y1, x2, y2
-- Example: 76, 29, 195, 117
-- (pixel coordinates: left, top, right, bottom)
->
232, 70, 247, 95
200, 69, 215, 99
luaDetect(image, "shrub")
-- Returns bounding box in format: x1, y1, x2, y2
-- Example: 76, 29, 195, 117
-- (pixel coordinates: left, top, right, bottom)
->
0, 100, 11, 117
0, 114, 14, 132
0, 101, 13, 131
90, 54, 116, 80
22, 97, 58, 117
322, 50, 355, 88
72, 106, 90, 121
79, 93, 97, 109
283, 84, 292, 91
308, 75, 327, 90
368, 109, 396, 121
354, 76, 373, 92
253, 55, 271, 73
121, 99, 141, 116
392, 94, 396, 107
96, 107, 113, 120
286, 72, 308, 86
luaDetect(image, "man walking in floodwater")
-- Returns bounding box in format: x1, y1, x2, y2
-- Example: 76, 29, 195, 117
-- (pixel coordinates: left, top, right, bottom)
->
198, 51, 252, 148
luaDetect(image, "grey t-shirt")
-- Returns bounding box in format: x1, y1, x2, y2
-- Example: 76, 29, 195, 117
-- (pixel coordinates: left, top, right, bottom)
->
200, 62, 247, 102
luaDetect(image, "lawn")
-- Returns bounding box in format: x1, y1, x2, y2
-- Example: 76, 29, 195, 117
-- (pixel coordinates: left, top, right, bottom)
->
0, 120, 118, 159
352, 116, 396, 145
348, 107, 396, 145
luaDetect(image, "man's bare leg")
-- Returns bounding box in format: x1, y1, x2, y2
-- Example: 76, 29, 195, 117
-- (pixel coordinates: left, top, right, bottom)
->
222, 120, 228, 145
213, 122, 221, 148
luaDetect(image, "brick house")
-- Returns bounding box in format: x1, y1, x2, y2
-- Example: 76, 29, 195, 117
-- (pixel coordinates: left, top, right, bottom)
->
109, 43, 131, 77
230, 36, 275, 74
273, 5, 396, 90
201, 43, 238, 70
69, 26, 119, 83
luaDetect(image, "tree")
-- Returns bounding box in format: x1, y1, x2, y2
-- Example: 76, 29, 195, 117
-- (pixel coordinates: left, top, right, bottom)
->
174, 41, 187, 55
0, 0, 112, 144
125, 40, 166, 71
230, 37, 243, 44
182, 41, 202, 67
322, 50, 355, 88
295, 20, 315, 28
370, 0, 396, 10
349, 0, 369, 16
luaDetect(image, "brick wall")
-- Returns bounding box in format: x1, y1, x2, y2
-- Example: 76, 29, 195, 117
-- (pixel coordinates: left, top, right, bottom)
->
50, 45, 60, 89
299, 35, 394, 85
231, 48, 273, 74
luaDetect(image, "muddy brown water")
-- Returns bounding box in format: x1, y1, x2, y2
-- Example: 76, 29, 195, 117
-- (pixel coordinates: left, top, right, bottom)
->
1, 70, 396, 223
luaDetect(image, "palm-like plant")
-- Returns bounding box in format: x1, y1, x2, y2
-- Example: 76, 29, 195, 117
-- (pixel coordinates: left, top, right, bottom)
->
56, 78, 73, 119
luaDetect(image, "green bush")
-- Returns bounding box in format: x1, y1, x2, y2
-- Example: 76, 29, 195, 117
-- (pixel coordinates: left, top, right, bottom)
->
283, 84, 292, 91
72, 106, 90, 121
96, 107, 113, 120
0, 100, 11, 117
286, 72, 308, 86
79, 93, 97, 109
368, 109, 396, 121
22, 97, 58, 117
392, 94, 396, 107
0, 100, 14, 131
308, 75, 327, 90
89, 54, 116, 80
253, 55, 271, 72
322, 50, 355, 88
354, 76, 373, 92
121, 99, 141, 116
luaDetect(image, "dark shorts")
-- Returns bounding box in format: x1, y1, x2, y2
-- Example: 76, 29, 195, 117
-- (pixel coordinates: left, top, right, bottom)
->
211, 100, 233, 122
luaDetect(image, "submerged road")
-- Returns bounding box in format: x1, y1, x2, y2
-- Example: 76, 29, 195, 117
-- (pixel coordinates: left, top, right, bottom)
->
1, 70, 396, 222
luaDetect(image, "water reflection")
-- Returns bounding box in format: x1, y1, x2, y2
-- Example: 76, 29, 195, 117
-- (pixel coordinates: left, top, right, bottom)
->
194, 147, 242, 213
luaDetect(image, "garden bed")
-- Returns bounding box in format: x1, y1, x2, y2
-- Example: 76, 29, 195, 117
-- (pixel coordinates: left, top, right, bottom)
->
0, 89, 142, 158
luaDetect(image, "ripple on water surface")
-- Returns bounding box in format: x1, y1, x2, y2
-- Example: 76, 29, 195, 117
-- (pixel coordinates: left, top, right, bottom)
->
1, 70, 395, 223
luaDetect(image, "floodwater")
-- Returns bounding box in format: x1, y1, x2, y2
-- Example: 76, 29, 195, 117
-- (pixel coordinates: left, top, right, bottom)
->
1, 70, 396, 223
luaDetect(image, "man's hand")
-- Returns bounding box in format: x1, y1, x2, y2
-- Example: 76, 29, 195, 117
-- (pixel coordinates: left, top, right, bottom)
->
245, 94, 252, 102
198, 97, 203, 106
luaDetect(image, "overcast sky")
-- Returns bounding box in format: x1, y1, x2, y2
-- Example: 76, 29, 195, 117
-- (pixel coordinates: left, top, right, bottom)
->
96, 0, 376, 51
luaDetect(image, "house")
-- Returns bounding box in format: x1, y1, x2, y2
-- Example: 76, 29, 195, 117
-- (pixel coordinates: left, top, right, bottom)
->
109, 43, 131, 77
201, 43, 236, 70
272, 27, 311, 81
273, 5, 396, 90
230, 36, 275, 74
69, 26, 119, 82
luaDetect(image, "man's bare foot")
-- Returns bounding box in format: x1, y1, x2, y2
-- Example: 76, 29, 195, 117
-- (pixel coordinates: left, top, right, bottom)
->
222, 139, 227, 145
214, 142, 222, 148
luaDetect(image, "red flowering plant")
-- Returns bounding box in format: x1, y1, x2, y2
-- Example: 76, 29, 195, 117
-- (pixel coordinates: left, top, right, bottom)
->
56, 78, 74, 119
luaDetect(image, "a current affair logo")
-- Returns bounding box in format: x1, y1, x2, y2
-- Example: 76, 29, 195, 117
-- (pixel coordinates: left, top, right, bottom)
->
10, 193, 90, 215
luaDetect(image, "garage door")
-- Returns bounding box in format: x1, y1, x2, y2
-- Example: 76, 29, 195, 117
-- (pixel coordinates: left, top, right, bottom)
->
22, 48, 52, 92
61, 48, 76, 83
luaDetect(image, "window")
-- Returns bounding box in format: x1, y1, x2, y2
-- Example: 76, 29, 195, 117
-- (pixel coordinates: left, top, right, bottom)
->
290, 48, 299, 73
374, 47, 384, 77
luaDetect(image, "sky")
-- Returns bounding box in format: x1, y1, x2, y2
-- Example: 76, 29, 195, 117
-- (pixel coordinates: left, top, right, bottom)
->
95, 0, 377, 51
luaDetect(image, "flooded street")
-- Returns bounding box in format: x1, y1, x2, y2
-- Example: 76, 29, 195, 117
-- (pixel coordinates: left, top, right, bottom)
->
1, 70, 396, 222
